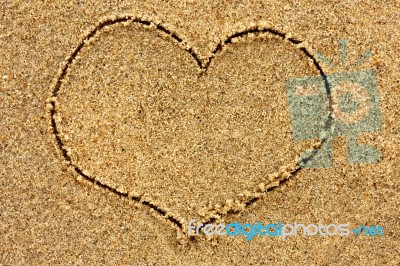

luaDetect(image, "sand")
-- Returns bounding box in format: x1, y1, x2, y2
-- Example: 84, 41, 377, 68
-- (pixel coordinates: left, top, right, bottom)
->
1, 1, 399, 265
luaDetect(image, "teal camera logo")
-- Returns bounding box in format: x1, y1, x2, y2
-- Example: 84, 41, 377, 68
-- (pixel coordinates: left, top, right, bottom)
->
286, 39, 381, 168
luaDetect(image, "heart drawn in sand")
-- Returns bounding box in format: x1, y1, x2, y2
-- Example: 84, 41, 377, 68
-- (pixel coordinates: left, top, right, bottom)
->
49, 16, 326, 228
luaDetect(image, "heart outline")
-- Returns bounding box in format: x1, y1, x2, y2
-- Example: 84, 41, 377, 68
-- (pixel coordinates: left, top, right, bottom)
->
48, 15, 332, 232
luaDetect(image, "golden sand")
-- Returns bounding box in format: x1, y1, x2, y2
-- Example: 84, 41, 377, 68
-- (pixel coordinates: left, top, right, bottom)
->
1, 1, 399, 264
